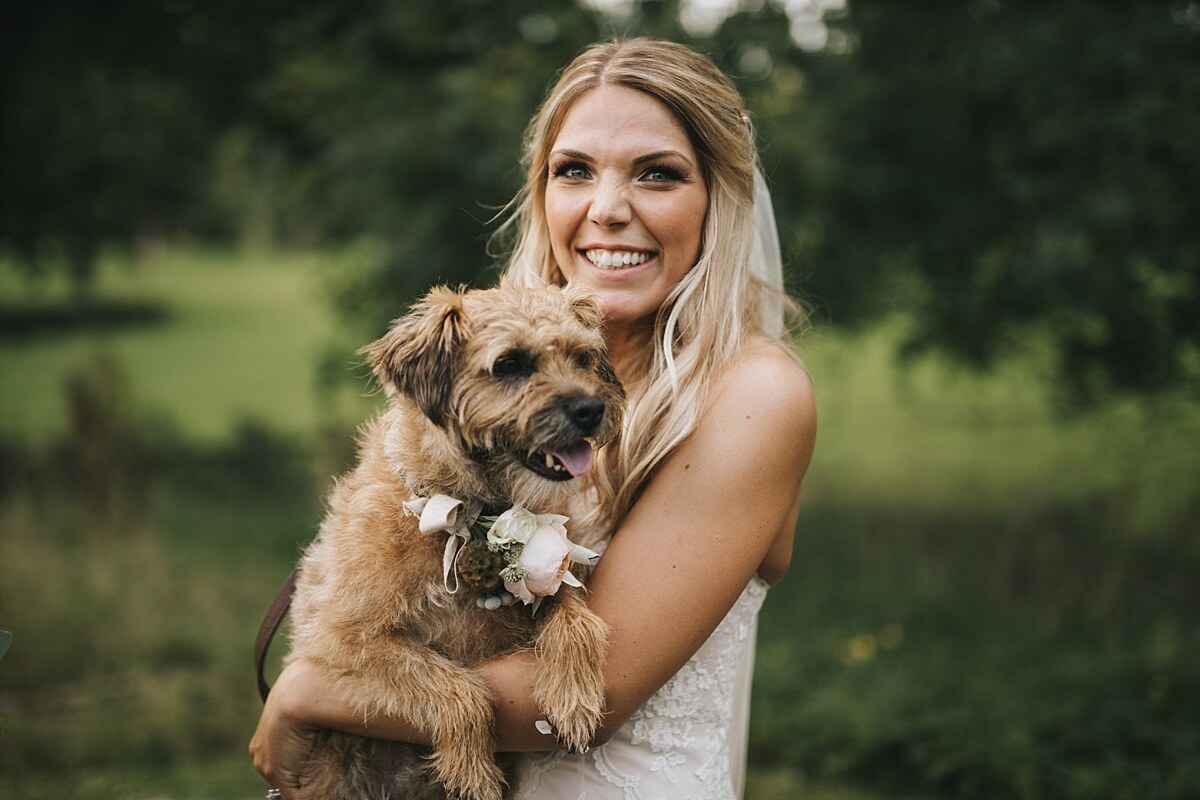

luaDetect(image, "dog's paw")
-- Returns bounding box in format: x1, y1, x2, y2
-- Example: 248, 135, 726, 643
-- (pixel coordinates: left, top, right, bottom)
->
430, 745, 506, 800
533, 598, 609, 753
539, 675, 605, 754
535, 634, 606, 752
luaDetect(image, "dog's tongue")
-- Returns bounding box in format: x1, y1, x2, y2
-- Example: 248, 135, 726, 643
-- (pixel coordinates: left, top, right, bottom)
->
551, 441, 594, 477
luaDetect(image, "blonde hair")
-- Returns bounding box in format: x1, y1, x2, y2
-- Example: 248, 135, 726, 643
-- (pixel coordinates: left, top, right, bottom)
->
499, 38, 795, 527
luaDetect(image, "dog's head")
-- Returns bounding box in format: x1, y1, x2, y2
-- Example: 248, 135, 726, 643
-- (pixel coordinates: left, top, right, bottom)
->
363, 283, 624, 506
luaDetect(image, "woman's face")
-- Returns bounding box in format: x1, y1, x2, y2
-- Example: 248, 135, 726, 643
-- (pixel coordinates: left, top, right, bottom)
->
544, 84, 708, 330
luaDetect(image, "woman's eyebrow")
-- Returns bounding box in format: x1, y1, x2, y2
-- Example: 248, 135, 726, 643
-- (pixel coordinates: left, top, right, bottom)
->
632, 150, 693, 167
549, 148, 592, 161
549, 148, 695, 167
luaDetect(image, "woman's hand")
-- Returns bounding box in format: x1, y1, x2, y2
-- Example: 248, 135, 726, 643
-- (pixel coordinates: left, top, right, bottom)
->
248, 659, 323, 798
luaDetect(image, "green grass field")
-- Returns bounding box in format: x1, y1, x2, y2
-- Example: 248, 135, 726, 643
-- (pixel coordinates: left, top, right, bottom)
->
1, 246, 1196, 799
0, 246, 367, 444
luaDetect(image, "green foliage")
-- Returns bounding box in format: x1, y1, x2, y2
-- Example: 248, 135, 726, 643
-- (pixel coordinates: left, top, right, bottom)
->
795, 1, 1200, 399
244, 1, 605, 336
752, 501, 1200, 800
4, 1, 1196, 397
0, 429, 321, 797
744, 322, 1200, 800
0, 0, 293, 288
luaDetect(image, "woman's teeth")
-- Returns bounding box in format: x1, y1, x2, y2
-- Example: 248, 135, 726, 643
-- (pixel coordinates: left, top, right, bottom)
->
584, 249, 651, 268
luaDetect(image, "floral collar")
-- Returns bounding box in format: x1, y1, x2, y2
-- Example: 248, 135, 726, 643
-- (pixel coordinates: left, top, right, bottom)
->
403, 495, 598, 614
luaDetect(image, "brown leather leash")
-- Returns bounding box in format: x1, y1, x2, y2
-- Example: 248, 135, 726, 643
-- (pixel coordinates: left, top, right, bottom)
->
254, 564, 301, 703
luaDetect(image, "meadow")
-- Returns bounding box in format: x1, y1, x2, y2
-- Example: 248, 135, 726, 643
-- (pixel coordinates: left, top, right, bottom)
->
0, 247, 1196, 799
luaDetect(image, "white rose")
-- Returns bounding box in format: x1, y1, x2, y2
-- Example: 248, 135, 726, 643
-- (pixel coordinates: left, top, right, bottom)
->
487, 505, 538, 547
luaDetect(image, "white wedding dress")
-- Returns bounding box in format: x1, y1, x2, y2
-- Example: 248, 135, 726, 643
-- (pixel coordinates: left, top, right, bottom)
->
510, 575, 769, 800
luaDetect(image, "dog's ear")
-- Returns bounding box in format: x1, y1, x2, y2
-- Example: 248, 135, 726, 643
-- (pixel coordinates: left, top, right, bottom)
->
563, 285, 604, 330
362, 286, 467, 428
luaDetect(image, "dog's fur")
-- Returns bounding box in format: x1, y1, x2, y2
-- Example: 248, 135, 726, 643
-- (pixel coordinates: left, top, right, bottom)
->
285, 283, 623, 800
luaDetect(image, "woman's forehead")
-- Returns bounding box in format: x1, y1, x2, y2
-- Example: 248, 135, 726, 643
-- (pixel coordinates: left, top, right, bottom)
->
552, 85, 694, 158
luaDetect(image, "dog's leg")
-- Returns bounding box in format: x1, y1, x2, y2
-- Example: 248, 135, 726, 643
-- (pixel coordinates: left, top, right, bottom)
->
532, 587, 609, 753
331, 641, 505, 800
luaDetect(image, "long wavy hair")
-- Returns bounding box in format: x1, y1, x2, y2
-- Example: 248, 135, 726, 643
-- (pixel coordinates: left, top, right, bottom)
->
499, 37, 796, 531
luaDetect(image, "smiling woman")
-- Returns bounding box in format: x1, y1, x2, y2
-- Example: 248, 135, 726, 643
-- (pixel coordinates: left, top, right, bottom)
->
251, 38, 815, 800
545, 84, 710, 336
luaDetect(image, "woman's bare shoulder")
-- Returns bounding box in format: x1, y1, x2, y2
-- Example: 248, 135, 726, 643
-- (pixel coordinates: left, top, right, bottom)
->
659, 335, 815, 541
703, 337, 816, 447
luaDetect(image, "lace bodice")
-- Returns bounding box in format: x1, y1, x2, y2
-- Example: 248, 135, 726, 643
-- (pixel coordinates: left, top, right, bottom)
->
511, 575, 769, 800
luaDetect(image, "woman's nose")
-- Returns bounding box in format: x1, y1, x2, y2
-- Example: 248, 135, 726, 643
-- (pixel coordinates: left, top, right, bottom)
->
587, 176, 632, 227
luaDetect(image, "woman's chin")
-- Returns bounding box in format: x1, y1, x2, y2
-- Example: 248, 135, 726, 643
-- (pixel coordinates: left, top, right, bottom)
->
594, 296, 659, 332
564, 267, 674, 330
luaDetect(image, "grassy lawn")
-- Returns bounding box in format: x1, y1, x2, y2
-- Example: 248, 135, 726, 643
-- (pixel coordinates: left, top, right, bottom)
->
0, 246, 362, 444
1, 246, 1196, 799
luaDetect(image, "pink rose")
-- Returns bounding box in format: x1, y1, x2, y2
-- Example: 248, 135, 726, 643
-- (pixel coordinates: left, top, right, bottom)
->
502, 516, 598, 605
518, 520, 573, 597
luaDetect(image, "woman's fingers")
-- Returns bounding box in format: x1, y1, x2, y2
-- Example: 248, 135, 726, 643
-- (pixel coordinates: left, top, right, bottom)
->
249, 662, 320, 795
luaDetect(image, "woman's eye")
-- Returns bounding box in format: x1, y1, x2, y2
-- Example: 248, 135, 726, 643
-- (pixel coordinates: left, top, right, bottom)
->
551, 162, 590, 180
642, 165, 685, 183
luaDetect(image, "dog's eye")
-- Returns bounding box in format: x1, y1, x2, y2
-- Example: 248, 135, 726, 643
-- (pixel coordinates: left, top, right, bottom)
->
574, 352, 593, 371
493, 351, 535, 379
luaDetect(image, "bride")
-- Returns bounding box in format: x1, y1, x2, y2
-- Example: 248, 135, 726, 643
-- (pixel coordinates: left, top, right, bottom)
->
251, 37, 816, 800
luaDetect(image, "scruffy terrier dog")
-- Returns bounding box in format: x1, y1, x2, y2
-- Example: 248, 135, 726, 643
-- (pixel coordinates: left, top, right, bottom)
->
285, 283, 623, 800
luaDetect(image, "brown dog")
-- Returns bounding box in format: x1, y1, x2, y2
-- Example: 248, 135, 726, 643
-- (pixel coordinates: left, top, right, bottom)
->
285, 283, 623, 800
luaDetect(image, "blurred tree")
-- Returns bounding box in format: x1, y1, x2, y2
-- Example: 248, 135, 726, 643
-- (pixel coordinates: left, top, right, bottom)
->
4, 0, 1196, 400
789, 0, 1200, 399
0, 0, 292, 291
248, 0, 602, 336
703, 3, 818, 298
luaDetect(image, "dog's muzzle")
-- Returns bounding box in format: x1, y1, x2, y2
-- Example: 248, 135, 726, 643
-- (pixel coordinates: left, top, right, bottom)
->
521, 394, 610, 482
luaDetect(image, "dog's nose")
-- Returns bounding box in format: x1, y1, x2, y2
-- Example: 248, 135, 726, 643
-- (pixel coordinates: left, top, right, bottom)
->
565, 396, 605, 434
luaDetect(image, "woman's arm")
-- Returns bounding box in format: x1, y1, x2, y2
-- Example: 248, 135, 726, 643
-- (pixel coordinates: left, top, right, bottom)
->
487, 343, 815, 748
250, 344, 815, 778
